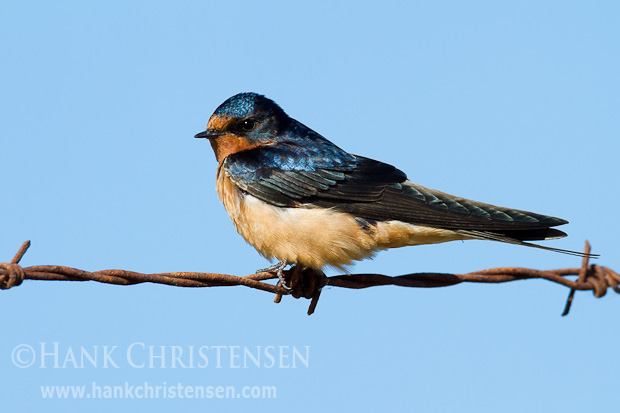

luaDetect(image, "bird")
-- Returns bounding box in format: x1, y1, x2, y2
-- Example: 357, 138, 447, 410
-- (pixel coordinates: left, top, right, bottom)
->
195, 92, 586, 283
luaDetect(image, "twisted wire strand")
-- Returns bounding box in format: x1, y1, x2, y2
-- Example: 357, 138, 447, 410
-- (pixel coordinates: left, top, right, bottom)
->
1, 241, 617, 315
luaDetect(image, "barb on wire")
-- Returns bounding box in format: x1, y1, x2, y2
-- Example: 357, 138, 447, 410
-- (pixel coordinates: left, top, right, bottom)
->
1, 240, 618, 315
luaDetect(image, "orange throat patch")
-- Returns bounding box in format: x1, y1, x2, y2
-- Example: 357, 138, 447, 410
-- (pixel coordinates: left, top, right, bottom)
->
210, 134, 261, 163
206, 114, 263, 162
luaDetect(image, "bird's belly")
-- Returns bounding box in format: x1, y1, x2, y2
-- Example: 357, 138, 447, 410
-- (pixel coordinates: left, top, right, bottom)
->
216, 171, 467, 270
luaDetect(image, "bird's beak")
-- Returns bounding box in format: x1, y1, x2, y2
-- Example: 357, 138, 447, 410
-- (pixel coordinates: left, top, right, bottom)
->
194, 129, 223, 139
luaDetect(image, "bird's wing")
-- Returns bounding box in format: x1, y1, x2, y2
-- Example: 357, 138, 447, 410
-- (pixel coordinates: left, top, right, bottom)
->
222, 144, 593, 257
224, 145, 569, 235
223, 143, 403, 205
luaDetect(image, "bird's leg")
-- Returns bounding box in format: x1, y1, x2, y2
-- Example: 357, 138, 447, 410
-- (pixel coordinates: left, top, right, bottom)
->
257, 261, 290, 290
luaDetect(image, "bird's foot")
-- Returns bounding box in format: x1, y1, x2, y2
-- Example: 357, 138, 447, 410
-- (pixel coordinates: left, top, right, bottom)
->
257, 261, 290, 290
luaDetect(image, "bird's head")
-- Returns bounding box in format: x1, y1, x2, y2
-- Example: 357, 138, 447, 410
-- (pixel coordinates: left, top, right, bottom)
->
195, 92, 288, 162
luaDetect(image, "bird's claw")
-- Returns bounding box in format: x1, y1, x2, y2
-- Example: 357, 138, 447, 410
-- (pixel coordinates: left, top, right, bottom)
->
257, 261, 291, 290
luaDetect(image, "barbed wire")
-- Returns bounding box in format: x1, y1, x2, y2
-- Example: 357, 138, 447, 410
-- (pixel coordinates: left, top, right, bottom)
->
1, 240, 618, 315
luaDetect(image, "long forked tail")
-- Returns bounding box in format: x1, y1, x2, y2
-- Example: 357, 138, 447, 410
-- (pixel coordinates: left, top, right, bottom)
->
455, 229, 599, 258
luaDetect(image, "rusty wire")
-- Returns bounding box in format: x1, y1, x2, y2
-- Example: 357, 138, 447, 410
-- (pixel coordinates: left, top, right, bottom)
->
1, 240, 618, 315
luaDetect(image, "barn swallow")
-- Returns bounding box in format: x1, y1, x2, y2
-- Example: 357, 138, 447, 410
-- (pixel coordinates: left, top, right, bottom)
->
195, 93, 585, 282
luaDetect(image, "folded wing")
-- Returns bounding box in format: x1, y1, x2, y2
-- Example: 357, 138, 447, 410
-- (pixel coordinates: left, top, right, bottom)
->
224, 145, 583, 254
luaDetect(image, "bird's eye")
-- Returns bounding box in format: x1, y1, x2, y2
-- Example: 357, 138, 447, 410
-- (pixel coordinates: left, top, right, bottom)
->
240, 119, 256, 132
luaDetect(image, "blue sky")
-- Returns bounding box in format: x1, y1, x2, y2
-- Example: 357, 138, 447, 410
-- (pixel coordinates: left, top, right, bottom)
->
1, 1, 618, 411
